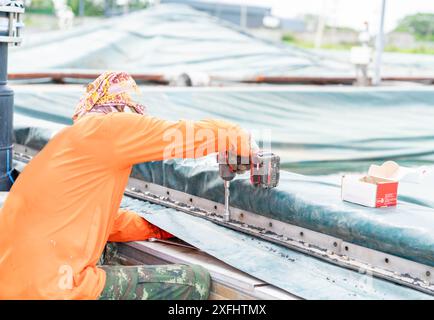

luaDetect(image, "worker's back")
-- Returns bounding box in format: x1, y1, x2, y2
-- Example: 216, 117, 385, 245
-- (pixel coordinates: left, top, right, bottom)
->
0, 114, 129, 299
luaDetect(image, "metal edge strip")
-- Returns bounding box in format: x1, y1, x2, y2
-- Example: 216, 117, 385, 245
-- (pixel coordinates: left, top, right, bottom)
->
126, 177, 434, 295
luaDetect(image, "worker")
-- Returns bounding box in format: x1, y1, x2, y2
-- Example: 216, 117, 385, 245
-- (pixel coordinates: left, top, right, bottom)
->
0, 72, 252, 300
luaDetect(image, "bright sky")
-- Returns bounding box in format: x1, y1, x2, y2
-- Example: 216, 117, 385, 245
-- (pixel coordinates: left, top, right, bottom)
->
223, 0, 434, 32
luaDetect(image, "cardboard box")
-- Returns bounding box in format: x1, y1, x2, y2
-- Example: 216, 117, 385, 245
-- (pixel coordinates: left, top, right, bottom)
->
341, 161, 399, 208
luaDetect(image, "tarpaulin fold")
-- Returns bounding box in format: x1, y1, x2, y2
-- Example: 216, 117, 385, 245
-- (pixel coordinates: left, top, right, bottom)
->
10, 5, 349, 78
10, 4, 434, 78
12, 85, 434, 174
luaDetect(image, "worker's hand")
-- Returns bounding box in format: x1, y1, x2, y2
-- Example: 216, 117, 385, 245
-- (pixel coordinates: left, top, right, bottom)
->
221, 152, 248, 175
233, 164, 249, 174
227, 148, 250, 174
225, 132, 259, 174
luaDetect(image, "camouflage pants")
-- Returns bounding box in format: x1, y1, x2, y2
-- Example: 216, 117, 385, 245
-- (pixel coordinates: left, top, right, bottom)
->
98, 244, 210, 300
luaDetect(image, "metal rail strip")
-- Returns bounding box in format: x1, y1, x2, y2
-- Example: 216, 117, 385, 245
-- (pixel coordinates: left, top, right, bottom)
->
8, 72, 168, 85
12, 147, 434, 295
125, 178, 434, 296
8, 72, 434, 86
242, 75, 434, 85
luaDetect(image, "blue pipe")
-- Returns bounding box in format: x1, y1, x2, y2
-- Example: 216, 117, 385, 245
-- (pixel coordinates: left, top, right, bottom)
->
6, 148, 14, 184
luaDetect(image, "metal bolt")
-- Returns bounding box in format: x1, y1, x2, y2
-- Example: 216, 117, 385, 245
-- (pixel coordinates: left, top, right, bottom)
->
344, 246, 349, 251
299, 231, 304, 237
333, 242, 338, 247
426, 271, 431, 277
385, 258, 389, 263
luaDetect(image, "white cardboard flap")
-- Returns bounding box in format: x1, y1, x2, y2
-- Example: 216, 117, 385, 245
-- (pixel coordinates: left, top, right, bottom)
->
368, 161, 399, 181
368, 161, 429, 183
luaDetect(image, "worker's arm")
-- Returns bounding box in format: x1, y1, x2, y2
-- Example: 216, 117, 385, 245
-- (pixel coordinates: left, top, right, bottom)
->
108, 208, 173, 242
106, 113, 251, 167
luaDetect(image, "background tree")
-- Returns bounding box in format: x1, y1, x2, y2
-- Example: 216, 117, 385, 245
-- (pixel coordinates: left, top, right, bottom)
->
395, 13, 434, 41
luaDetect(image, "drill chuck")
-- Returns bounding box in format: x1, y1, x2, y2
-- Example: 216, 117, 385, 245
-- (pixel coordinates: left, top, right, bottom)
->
250, 151, 280, 188
217, 150, 280, 223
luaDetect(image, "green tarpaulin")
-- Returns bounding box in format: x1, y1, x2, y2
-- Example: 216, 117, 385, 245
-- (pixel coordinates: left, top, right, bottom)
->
13, 85, 434, 174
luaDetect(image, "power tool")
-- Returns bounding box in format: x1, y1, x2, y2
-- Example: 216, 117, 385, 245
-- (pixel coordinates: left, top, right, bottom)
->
217, 150, 280, 222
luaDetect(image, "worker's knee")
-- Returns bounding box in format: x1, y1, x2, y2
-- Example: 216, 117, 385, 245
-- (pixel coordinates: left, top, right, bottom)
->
104, 242, 120, 265
98, 242, 119, 266
186, 264, 211, 300
138, 264, 211, 300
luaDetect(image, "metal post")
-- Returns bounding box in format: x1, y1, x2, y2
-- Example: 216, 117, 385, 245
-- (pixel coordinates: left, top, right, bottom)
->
314, 0, 327, 49
0, 4, 24, 191
240, 5, 247, 29
123, 1, 129, 15
78, 0, 85, 17
373, 0, 386, 86
0, 30, 13, 191
0, 2, 24, 191
104, 0, 110, 17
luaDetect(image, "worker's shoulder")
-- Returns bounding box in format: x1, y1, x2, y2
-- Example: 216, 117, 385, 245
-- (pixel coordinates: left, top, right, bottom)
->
71, 113, 156, 137
72, 113, 143, 128
103, 112, 152, 123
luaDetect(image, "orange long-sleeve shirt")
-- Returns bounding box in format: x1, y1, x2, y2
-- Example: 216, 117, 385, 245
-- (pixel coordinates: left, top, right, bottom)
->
0, 113, 250, 299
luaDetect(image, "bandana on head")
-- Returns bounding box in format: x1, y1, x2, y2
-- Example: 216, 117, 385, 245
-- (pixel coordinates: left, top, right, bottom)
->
72, 71, 146, 121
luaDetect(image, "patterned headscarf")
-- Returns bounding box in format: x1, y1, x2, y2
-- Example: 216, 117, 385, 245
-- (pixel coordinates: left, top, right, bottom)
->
72, 71, 146, 121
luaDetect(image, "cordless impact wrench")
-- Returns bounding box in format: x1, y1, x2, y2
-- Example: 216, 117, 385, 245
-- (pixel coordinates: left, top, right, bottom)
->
217, 150, 280, 222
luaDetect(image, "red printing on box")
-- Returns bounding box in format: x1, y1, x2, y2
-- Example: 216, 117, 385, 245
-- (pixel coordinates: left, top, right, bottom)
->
375, 182, 398, 207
